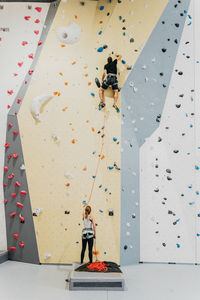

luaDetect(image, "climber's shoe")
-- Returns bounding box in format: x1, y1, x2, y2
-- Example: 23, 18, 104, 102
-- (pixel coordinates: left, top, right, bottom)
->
99, 101, 105, 110
113, 104, 120, 113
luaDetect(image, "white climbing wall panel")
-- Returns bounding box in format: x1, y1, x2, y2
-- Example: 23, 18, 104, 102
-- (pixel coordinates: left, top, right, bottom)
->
0, 3, 49, 250
140, 0, 197, 263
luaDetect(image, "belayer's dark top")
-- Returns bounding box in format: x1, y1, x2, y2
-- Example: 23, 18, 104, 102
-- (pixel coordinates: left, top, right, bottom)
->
104, 59, 117, 75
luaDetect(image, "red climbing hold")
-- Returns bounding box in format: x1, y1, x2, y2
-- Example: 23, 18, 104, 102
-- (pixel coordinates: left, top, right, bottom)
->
4, 142, 10, 148
15, 181, 21, 187
28, 70, 34, 75
34, 30, 39, 35
4, 166, 8, 172
13, 131, 19, 135
3, 183, 7, 187
24, 16, 31, 21
8, 123, 13, 128
38, 41, 42, 46
7, 155, 12, 159
17, 98, 22, 104
7, 90, 13, 95
8, 173, 14, 179
13, 233, 18, 240
10, 212, 16, 218
22, 41, 28, 46
16, 202, 24, 208
19, 241, 24, 248
18, 62, 23, 67
35, 7, 42, 12
35, 19, 40, 23
9, 247, 16, 252
13, 153, 18, 159
28, 53, 34, 59
4, 199, 8, 205
20, 190, 27, 196
11, 193, 17, 198
19, 214, 25, 223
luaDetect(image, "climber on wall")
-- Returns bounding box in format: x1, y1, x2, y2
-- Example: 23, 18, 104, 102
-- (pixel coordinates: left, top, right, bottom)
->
81, 205, 96, 264
98, 54, 122, 112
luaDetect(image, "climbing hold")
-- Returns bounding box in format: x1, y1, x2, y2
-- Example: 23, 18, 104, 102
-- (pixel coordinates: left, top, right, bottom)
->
52, 133, 61, 143
72, 139, 76, 144
19, 241, 24, 248
83, 166, 87, 171
4, 142, 10, 148
56, 23, 81, 44
109, 210, 114, 216
122, 60, 126, 64
64, 210, 70, 214
4, 199, 8, 205
8, 123, 13, 128
19, 214, 25, 223
11, 193, 17, 198
99, 5, 104, 10
13, 233, 18, 240
65, 173, 73, 179
16, 202, 24, 208
10, 212, 16, 218
8, 173, 14, 180
15, 181, 21, 187
4, 166, 8, 173
20, 164, 25, 170
97, 47, 104, 53
44, 253, 51, 260
20, 190, 27, 196
13, 153, 18, 159
108, 166, 114, 170
33, 208, 43, 217
30, 93, 54, 121
9, 247, 16, 252
130, 38, 134, 43
13, 131, 19, 135
113, 137, 117, 142
35, 7, 42, 12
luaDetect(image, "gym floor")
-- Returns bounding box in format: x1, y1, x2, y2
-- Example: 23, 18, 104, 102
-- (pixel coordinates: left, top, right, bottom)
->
1, 261, 200, 300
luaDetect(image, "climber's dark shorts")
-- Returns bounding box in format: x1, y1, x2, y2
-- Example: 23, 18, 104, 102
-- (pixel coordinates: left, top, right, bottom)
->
102, 74, 118, 90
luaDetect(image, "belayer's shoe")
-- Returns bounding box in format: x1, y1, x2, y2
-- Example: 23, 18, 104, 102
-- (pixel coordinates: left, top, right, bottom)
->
113, 104, 120, 113
99, 101, 105, 110
95, 77, 101, 88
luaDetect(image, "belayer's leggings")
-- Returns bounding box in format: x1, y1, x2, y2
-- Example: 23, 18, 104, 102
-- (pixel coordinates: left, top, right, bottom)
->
81, 237, 93, 264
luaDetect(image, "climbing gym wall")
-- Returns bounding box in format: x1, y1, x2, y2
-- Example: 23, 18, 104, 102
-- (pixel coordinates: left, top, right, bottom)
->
17, 0, 167, 264
140, 0, 199, 264
0, 2, 49, 254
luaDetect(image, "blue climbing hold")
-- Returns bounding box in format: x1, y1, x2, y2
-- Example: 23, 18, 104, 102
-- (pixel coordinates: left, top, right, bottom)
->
123, 32, 126, 36
92, 151, 96, 155
122, 59, 126, 64
176, 243, 180, 248
105, 188, 108, 192
119, 16, 122, 20
197, 233, 200, 237
92, 176, 96, 179
100, 5, 104, 10
108, 166, 114, 170
99, 209, 104, 213
98, 30, 102, 35
97, 47, 104, 52
83, 200, 87, 204
195, 165, 200, 170
91, 93, 95, 97
196, 191, 199, 195
113, 137, 118, 142
184, 10, 187, 14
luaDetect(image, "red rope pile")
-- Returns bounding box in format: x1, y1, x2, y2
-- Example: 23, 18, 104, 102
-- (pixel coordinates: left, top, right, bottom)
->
87, 261, 108, 272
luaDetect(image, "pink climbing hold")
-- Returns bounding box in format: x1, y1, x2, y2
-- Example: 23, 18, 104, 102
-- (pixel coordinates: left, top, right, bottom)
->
4, 166, 8, 172
13, 233, 18, 240
19, 241, 24, 248
8, 123, 13, 128
9, 247, 16, 252
7, 90, 13, 95
4, 199, 8, 205
15, 181, 21, 187
13, 153, 18, 159
35, 7, 42, 12
28, 53, 34, 59
13, 131, 19, 135
10, 212, 16, 218
8, 173, 14, 180
11, 193, 17, 198
19, 214, 25, 223
28, 70, 34, 75
38, 41, 42, 46
20, 190, 27, 196
16, 202, 24, 208
17, 98, 22, 104
4, 142, 10, 148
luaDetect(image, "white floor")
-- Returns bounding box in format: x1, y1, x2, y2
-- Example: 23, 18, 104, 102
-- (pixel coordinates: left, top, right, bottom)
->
1, 261, 200, 300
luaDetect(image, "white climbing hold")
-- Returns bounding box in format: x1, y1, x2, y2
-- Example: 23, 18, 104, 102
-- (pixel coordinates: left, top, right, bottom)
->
56, 22, 81, 44
66, 192, 70, 196
129, 10, 134, 15
44, 253, 51, 260
65, 172, 73, 179
131, 120, 136, 124
134, 127, 138, 132
133, 87, 138, 92
145, 77, 149, 82
152, 57, 156, 63
127, 106, 131, 110
126, 232, 131, 236
33, 208, 43, 217
126, 222, 130, 227
142, 65, 147, 69
52, 133, 61, 143
30, 93, 54, 121
129, 81, 134, 87
20, 164, 26, 171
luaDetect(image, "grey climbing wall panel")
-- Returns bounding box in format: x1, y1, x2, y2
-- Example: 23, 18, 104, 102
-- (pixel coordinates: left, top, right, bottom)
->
3, 0, 60, 263
120, 0, 191, 265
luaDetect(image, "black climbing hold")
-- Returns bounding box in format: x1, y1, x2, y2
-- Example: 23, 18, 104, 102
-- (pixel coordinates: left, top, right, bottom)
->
80, 1, 85, 5
65, 210, 70, 214
124, 245, 128, 250
127, 66, 132, 70
175, 23, 179, 28
185, 41, 189, 44
154, 188, 159, 192
162, 243, 166, 247
162, 48, 167, 53
107, 13, 110, 16
130, 38, 134, 43
167, 38, 170, 41
168, 210, 173, 214
158, 137, 162, 142
176, 104, 181, 108
180, 13, 184, 16
178, 71, 183, 75
122, 19, 126, 23
155, 164, 159, 168
103, 45, 108, 49
167, 176, 172, 181
179, 94, 184, 97
109, 210, 114, 216
163, 84, 166, 88
174, 4, 177, 8
173, 150, 179, 153
174, 39, 178, 44
166, 169, 171, 173
160, 73, 164, 76
122, 27, 126, 30
95, 77, 101, 88
162, 21, 165, 24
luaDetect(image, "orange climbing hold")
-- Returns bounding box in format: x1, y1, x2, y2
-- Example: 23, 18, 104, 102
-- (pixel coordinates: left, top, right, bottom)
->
100, 21, 103, 24
61, 44, 66, 47
66, 183, 70, 187
59, 72, 63, 76
72, 139, 76, 144
54, 91, 58, 95
92, 250, 99, 255
72, 61, 76, 65
62, 107, 68, 111
84, 74, 88, 77
75, 15, 78, 19
86, 120, 89, 123
88, 82, 92, 86
64, 82, 68, 86
57, 92, 61, 96
91, 127, 95, 132
101, 155, 105, 160
83, 166, 87, 171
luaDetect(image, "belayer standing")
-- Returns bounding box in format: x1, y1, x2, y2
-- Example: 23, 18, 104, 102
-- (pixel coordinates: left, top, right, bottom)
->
98, 54, 122, 112
81, 205, 96, 264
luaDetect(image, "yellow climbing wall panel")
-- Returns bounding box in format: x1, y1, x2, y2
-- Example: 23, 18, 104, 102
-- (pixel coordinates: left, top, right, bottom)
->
18, 0, 168, 264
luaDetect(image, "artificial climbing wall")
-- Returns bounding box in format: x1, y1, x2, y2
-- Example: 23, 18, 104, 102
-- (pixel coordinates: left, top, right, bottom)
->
0, 2, 49, 252
140, 0, 200, 263
17, 0, 167, 264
